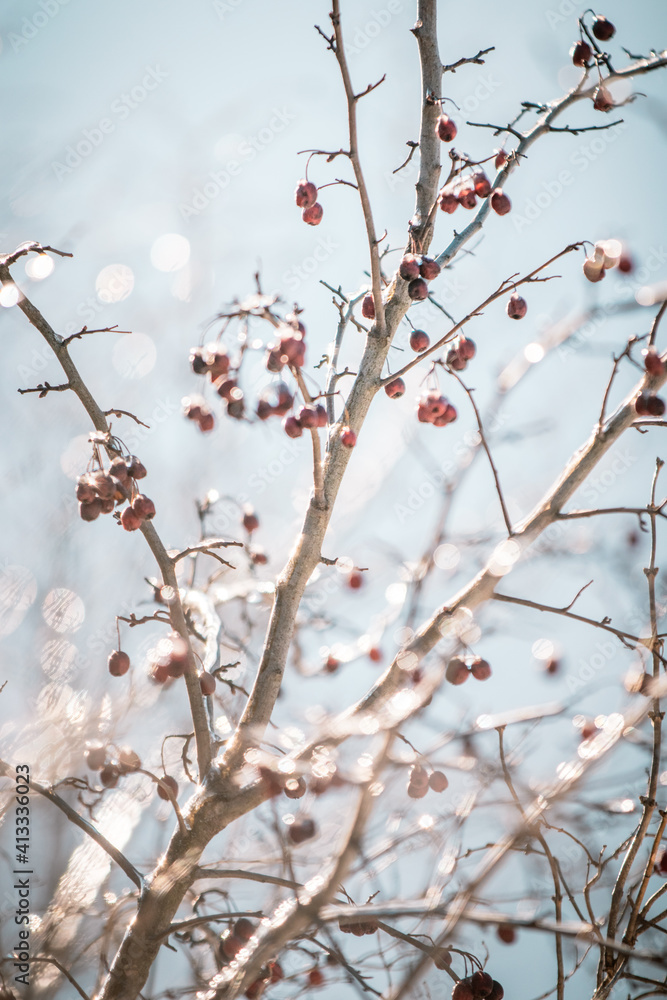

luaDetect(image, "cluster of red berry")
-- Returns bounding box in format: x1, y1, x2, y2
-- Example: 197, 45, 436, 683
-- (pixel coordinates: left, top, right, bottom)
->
446, 656, 492, 684
407, 763, 448, 798
283, 402, 327, 439
338, 914, 379, 936
569, 15, 617, 111
636, 347, 666, 415
446, 335, 476, 370
582, 239, 632, 283
83, 741, 141, 789
417, 391, 458, 427
452, 971, 504, 1000
295, 178, 324, 226
439, 164, 510, 218
76, 454, 154, 532
395, 252, 442, 303
188, 342, 244, 424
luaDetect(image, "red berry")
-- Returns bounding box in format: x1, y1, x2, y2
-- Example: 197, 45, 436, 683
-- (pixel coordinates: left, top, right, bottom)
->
646, 395, 666, 417
491, 189, 511, 215
308, 969, 324, 987
198, 411, 215, 432
368, 646, 383, 662
132, 494, 155, 520
385, 377, 406, 398
361, 292, 375, 320
635, 392, 651, 416
545, 658, 560, 675
250, 547, 268, 565
244, 980, 265, 999
265, 345, 285, 373
157, 775, 178, 800
284, 776, 307, 799
206, 346, 230, 380
199, 671, 216, 696
452, 981, 475, 1000
222, 934, 243, 960
79, 498, 103, 522
571, 40, 592, 66
100, 496, 115, 514
494, 150, 507, 169
446, 656, 469, 685
268, 961, 284, 983
149, 662, 170, 684
127, 456, 147, 480
439, 191, 459, 214
410, 329, 430, 352
429, 770, 449, 792
407, 780, 428, 799
643, 348, 665, 377
593, 85, 614, 112
592, 15, 615, 40
340, 426, 357, 448
399, 254, 421, 280
506, 293, 527, 319
446, 347, 466, 371
84, 742, 107, 771
655, 849, 667, 875
324, 655, 340, 673
278, 329, 306, 367
99, 764, 120, 788
93, 472, 115, 500
471, 971, 494, 997
458, 336, 476, 361
410, 764, 429, 787
256, 399, 273, 421
108, 650, 130, 676
580, 719, 597, 741
302, 202, 323, 225
497, 923, 516, 944
420, 257, 441, 281
314, 403, 328, 427
470, 657, 492, 680
214, 376, 237, 401
189, 346, 208, 375
348, 570, 363, 589
283, 415, 303, 439
76, 476, 97, 503
618, 253, 633, 273
472, 171, 491, 197
487, 982, 504, 1000
295, 179, 318, 208
436, 114, 457, 142
408, 278, 429, 301
121, 506, 144, 532
234, 918, 255, 942
457, 185, 477, 210
288, 817, 316, 843
243, 507, 259, 533
109, 457, 130, 483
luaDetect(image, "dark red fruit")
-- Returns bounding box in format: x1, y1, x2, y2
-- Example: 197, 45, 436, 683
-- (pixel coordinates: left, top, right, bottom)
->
470, 657, 492, 680
458, 185, 477, 210
655, 849, 667, 875
284, 776, 307, 799
592, 15, 615, 40
222, 934, 243, 960
471, 971, 494, 997
121, 506, 143, 532
446, 656, 469, 685
429, 770, 449, 792
487, 982, 504, 1000
298, 405, 319, 430
302, 202, 323, 225
226, 387, 245, 415
618, 253, 633, 273
127, 456, 146, 480
646, 395, 666, 416
497, 923, 516, 943
198, 411, 215, 432
324, 655, 340, 673
593, 85, 614, 112
108, 650, 130, 677
472, 171, 491, 197
308, 969, 324, 987
268, 961, 284, 983
256, 399, 273, 420
84, 742, 106, 771
368, 646, 383, 662
571, 40, 592, 65
99, 764, 120, 788
452, 981, 475, 1000
206, 347, 230, 380
243, 507, 259, 533
100, 497, 115, 514
76, 476, 97, 503
408, 278, 429, 301
149, 662, 170, 684
189, 346, 208, 375
407, 780, 428, 799
199, 671, 216, 696
117, 746, 141, 773
635, 393, 651, 416
244, 979, 265, 1000
265, 345, 285, 373
420, 257, 441, 281
439, 191, 459, 214
446, 347, 466, 371
491, 189, 511, 215
157, 775, 178, 800
340, 426, 357, 448
410, 329, 430, 352
643, 348, 665, 377
132, 494, 155, 520
347, 570, 363, 589
295, 179, 318, 208
283, 415, 303, 439
79, 498, 103, 522
494, 150, 507, 169
234, 918, 255, 942
436, 114, 457, 142
385, 377, 406, 398
410, 764, 429, 787
93, 472, 115, 500
214, 376, 237, 401
288, 817, 316, 843
314, 403, 328, 427
507, 293, 527, 319
361, 292, 375, 320
278, 329, 306, 367
109, 457, 130, 482
399, 254, 421, 280
417, 392, 457, 426
458, 336, 476, 360
250, 547, 268, 565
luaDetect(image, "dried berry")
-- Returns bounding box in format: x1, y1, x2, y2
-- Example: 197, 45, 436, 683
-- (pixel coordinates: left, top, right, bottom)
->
408, 277, 429, 301
506, 293, 527, 319
571, 40, 592, 66
410, 329, 430, 352
361, 292, 375, 319
132, 494, 155, 520
399, 254, 421, 280
471, 657, 492, 680
446, 656, 469, 685
592, 15, 615, 40
121, 507, 144, 532
490, 189, 511, 215
385, 377, 406, 399
295, 179, 318, 208
302, 202, 324, 225
340, 426, 357, 448
436, 114, 458, 142
420, 257, 441, 280
439, 191, 459, 214
108, 650, 130, 676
